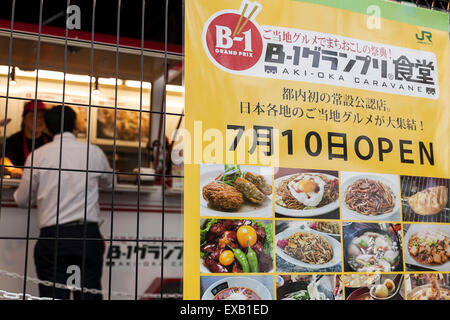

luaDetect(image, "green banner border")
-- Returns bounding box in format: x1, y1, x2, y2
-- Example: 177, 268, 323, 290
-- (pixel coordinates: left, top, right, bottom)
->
293, 0, 449, 32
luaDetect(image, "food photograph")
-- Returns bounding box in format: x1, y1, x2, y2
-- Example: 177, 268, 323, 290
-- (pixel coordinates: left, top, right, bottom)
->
343, 222, 403, 272
96, 108, 150, 141
306, 220, 341, 240
200, 164, 273, 218
344, 273, 380, 288
200, 275, 274, 300
340, 171, 401, 222
406, 273, 450, 300
275, 220, 342, 272
72, 106, 88, 138
200, 218, 273, 273
400, 175, 449, 223
274, 168, 340, 219
345, 274, 405, 300
403, 223, 450, 271
276, 274, 343, 300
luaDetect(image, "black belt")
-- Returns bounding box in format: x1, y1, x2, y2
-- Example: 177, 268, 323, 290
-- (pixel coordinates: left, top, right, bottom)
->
42, 220, 98, 229
62, 220, 97, 226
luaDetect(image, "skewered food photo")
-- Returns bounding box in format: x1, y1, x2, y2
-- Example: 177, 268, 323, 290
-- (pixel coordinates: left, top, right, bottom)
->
401, 176, 449, 223
200, 219, 273, 273
200, 164, 273, 218
340, 172, 401, 221
274, 168, 339, 219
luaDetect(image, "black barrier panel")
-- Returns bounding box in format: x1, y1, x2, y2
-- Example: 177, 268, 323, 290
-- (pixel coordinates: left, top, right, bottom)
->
0, 0, 183, 301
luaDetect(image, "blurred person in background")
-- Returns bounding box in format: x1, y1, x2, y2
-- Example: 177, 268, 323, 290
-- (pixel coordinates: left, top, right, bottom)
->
14, 105, 115, 300
3, 100, 51, 178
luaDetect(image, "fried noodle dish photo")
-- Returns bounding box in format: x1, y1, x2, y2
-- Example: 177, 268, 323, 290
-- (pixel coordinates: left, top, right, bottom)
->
277, 231, 333, 265
344, 178, 395, 216
312, 221, 340, 235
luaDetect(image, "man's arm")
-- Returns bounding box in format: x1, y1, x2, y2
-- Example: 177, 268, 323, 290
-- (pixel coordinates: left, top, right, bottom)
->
13, 156, 38, 207
97, 147, 116, 190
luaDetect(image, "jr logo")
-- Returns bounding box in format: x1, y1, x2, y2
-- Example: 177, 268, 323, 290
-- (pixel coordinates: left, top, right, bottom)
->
416, 31, 432, 42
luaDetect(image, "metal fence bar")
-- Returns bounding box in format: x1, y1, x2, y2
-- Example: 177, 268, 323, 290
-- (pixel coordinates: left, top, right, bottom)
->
135, 0, 146, 300
405, 0, 450, 12
0, 29, 183, 60
0, 163, 183, 178
0, 0, 187, 301
107, 0, 122, 300
50, 0, 71, 300
159, 0, 170, 300
0, 95, 185, 117
0, 0, 16, 222
81, 0, 97, 301
22, 0, 45, 300
0, 236, 183, 243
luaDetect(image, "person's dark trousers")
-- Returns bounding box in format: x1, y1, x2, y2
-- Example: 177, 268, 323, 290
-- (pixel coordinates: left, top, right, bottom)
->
34, 222, 105, 300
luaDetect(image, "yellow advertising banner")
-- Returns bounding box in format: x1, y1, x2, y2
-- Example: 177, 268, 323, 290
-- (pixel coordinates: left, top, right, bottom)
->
184, 0, 450, 300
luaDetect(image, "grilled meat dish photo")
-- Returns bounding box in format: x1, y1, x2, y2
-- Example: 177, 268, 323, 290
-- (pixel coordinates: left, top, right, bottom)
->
200, 219, 273, 273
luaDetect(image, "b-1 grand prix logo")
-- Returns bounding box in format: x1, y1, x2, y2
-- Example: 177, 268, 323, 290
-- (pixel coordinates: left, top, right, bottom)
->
202, 1, 439, 99
202, 1, 263, 71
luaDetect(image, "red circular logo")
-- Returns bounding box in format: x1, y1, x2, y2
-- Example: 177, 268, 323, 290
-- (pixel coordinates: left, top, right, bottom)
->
205, 12, 263, 71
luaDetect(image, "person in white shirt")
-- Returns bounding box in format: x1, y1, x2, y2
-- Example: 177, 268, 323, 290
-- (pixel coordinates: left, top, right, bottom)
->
14, 105, 115, 300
